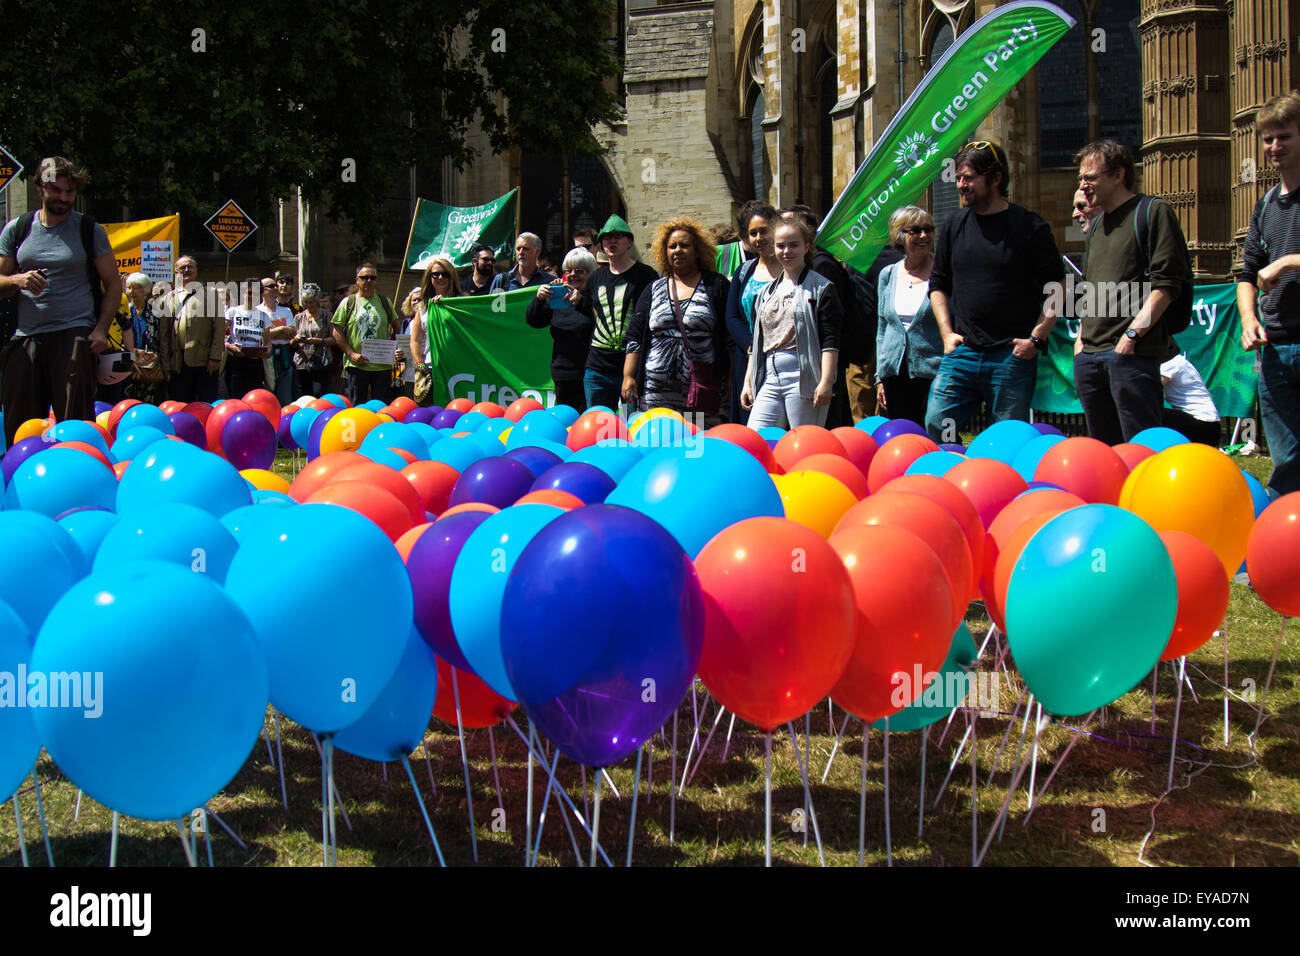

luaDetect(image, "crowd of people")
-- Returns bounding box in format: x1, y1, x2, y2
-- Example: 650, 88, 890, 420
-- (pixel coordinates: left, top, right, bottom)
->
3, 91, 1299, 498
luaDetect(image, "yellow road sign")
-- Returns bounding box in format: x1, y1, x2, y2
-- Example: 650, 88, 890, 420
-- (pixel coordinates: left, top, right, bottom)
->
204, 199, 258, 253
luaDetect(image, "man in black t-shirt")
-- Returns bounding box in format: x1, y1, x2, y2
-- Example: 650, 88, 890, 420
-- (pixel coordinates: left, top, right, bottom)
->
584, 214, 659, 410
924, 141, 1064, 442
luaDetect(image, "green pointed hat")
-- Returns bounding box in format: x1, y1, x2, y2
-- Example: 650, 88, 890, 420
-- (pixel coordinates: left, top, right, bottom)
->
598, 214, 634, 240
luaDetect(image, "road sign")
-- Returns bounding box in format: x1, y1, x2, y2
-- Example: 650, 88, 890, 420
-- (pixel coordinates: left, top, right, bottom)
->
204, 199, 258, 253
0, 146, 23, 194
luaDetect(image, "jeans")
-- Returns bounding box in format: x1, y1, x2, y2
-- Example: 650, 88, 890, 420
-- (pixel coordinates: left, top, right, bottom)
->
583, 367, 621, 411
924, 343, 1036, 442
1259, 342, 1300, 497
1073, 350, 1163, 446
747, 349, 827, 429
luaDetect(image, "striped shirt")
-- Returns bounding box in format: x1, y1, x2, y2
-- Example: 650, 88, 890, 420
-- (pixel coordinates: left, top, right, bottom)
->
1242, 184, 1300, 342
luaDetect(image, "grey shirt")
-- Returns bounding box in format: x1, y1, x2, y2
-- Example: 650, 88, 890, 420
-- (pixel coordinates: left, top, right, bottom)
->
0, 211, 112, 335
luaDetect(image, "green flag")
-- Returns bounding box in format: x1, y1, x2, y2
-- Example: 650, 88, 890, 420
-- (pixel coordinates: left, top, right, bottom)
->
405, 190, 518, 271
424, 288, 555, 407
817, 1, 1075, 271
716, 241, 747, 279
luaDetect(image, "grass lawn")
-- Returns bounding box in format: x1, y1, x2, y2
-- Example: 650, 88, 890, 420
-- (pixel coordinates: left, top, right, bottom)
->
1, 450, 1294, 867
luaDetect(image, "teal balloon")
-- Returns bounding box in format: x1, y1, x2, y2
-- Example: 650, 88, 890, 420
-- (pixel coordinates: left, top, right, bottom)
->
1005, 504, 1175, 716
550, 405, 580, 427
32, 561, 268, 821
48, 420, 109, 455
606, 438, 783, 558
361, 422, 430, 460
118, 403, 175, 435
428, 437, 490, 472
334, 629, 437, 762
872, 623, 979, 733
408, 421, 442, 451
479, 417, 513, 438
110, 425, 169, 462
967, 419, 1041, 464
0, 601, 38, 801
116, 440, 251, 518
568, 441, 644, 482
1131, 426, 1189, 452
507, 410, 569, 449
904, 450, 964, 477
456, 411, 489, 433
94, 503, 238, 584
858, 416, 888, 435
4, 447, 118, 518
0, 512, 85, 634
1011, 433, 1066, 482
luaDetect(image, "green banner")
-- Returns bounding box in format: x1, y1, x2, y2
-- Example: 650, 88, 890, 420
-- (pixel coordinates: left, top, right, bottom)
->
716, 241, 747, 279
424, 288, 555, 407
817, 1, 1075, 271
404, 190, 518, 271
1031, 282, 1257, 418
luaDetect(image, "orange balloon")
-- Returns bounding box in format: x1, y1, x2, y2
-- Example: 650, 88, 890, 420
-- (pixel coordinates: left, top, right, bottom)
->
438, 502, 500, 521
567, 409, 630, 451
432, 656, 517, 727
834, 491, 973, 627
395, 522, 434, 561
239, 468, 292, 495
1245, 492, 1300, 617
989, 510, 1062, 632
205, 399, 252, 453
401, 460, 461, 516
774, 425, 847, 472
828, 524, 953, 722
944, 457, 1028, 529
704, 423, 779, 472
1159, 531, 1229, 660
305, 480, 414, 542
791, 452, 869, 499
879, 474, 986, 583
376, 409, 398, 422
469, 401, 506, 419
867, 433, 939, 492
112, 460, 130, 480
516, 489, 585, 510
288, 450, 369, 502
55, 441, 112, 469
830, 427, 879, 481
1033, 437, 1128, 504
446, 397, 475, 413
772, 471, 858, 539
241, 388, 281, 428
505, 397, 544, 422
334, 461, 427, 525
1113, 442, 1155, 472
13, 418, 52, 443
388, 396, 419, 421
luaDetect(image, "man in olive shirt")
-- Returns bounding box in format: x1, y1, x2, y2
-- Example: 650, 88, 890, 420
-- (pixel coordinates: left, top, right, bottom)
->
331, 263, 401, 405
1074, 140, 1192, 445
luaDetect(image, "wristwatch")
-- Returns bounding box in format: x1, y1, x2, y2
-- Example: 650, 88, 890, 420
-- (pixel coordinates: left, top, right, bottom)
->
1029, 335, 1045, 350
1125, 328, 1140, 340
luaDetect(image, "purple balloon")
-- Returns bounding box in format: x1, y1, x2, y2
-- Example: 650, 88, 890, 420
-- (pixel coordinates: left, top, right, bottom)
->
3, 436, 53, 486
505, 445, 564, 478
168, 411, 206, 448
431, 409, 463, 430
530, 462, 616, 504
1032, 422, 1066, 437
872, 418, 928, 444
277, 408, 299, 451
94, 401, 112, 416
939, 442, 967, 455
307, 407, 342, 460
405, 406, 439, 426
222, 410, 277, 471
447, 456, 535, 509
407, 511, 492, 671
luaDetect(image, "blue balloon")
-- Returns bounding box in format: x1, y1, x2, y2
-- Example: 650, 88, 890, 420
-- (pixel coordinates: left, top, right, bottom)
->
632, 416, 690, 451
530, 461, 616, 503
94, 503, 239, 584
904, 451, 965, 477
549, 404, 581, 427
568, 441, 645, 483
1130, 426, 1190, 452
858, 416, 889, 435
966, 419, 1041, 464
116, 441, 252, 518
606, 438, 784, 558
0, 601, 37, 801
57, 508, 120, 567
94, 401, 112, 416
221, 503, 293, 544
1242, 470, 1271, 519
110, 425, 169, 462
118, 403, 175, 436
406, 422, 442, 452
361, 422, 430, 460
4, 447, 117, 518
431, 409, 463, 430
289, 406, 322, 450
252, 489, 296, 507
1010, 433, 1067, 483
507, 410, 569, 449
362, 399, 387, 412
306, 407, 342, 460
224, 504, 411, 732
2, 436, 53, 486
0, 512, 86, 634
505, 445, 564, 477
320, 393, 348, 409
354, 445, 411, 471
48, 420, 109, 455
449, 504, 565, 699
32, 562, 269, 821
334, 629, 438, 762
756, 426, 786, 443
1024, 480, 1067, 493
873, 418, 928, 444
428, 436, 491, 473
479, 417, 514, 438
501, 504, 704, 767
456, 411, 489, 433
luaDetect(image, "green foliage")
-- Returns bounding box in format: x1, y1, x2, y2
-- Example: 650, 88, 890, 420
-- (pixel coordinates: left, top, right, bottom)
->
0, 0, 622, 254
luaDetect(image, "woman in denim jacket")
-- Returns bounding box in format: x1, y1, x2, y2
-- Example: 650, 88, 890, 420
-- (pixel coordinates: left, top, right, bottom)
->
875, 205, 942, 426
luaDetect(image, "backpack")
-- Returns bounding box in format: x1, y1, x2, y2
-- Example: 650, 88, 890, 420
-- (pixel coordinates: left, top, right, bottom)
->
1132, 195, 1194, 334
0, 210, 104, 346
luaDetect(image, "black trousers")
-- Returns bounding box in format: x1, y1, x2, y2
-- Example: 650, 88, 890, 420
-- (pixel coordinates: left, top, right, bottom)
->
1074, 350, 1164, 446
881, 368, 934, 428
1, 327, 95, 447
169, 362, 219, 404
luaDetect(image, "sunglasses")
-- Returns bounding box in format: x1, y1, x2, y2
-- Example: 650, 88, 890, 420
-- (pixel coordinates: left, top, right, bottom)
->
357, 275, 377, 281
963, 140, 1005, 166
431, 272, 450, 279
904, 226, 935, 236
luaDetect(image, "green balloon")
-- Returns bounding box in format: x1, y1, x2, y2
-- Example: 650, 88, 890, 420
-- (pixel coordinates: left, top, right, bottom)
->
1005, 504, 1175, 716
872, 623, 980, 733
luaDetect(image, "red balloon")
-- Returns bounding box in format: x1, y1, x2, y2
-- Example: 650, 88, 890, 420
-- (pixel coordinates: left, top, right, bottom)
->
386, 447, 419, 465
158, 400, 185, 416
505, 397, 544, 422
112, 460, 130, 480
792, 452, 870, 500
1034, 436, 1128, 504
1159, 531, 1229, 660
567, 409, 630, 451
989, 510, 1062, 632
305, 481, 414, 542
469, 401, 506, 419
401, 460, 460, 516
288, 450, 369, 502
446, 397, 475, 413
334, 461, 427, 526
204, 399, 252, 454
1113, 442, 1155, 472
830, 427, 879, 481
704, 423, 779, 472
834, 491, 972, 627
944, 457, 1028, 529
774, 426, 847, 473
695, 517, 856, 732
828, 524, 953, 722
438, 502, 500, 521
106, 399, 142, 438
388, 396, 418, 421
981, 491, 1085, 627
308, 398, 334, 411
395, 522, 434, 561
54, 440, 113, 469
867, 433, 939, 492
1245, 492, 1300, 617
432, 657, 517, 728
516, 489, 586, 510
241, 388, 281, 428
181, 402, 213, 427
880, 474, 986, 583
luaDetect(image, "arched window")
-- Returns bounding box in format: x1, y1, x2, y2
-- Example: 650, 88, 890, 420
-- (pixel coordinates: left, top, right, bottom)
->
929, 20, 960, 229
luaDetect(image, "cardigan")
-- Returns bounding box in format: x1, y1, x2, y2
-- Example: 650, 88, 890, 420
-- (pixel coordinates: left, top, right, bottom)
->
875, 260, 943, 382
748, 266, 842, 401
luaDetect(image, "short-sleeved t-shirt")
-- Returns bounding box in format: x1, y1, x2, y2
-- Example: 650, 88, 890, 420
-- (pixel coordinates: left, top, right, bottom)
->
226, 306, 272, 350
333, 294, 394, 371
0, 210, 112, 335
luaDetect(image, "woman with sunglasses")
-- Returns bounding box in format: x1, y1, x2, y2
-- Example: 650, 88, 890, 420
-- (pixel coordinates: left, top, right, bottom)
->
408, 255, 462, 376
875, 206, 942, 426
526, 246, 598, 412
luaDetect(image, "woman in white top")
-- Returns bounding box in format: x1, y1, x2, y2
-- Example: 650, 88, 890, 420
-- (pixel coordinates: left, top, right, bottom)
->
1161, 348, 1221, 446
874, 206, 943, 426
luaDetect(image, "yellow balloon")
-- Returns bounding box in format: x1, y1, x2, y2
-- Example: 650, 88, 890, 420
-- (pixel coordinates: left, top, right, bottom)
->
14, 418, 52, 443
376, 413, 395, 423
772, 470, 858, 540
240, 468, 291, 494
499, 427, 512, 445
318, 407, 381, 454
96, 411, 112, 430
1120, 443, 1253, 575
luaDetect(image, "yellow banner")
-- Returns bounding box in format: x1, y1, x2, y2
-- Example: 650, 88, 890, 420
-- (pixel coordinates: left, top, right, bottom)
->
103, 214, 181, 281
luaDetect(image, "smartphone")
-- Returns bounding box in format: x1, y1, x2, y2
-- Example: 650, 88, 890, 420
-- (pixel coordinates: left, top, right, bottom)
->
547, 283, 571, 310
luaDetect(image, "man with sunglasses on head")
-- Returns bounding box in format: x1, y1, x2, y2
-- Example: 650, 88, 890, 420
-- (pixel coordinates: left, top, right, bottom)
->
331, 263, 401, 405
925, 140, 1063, 442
